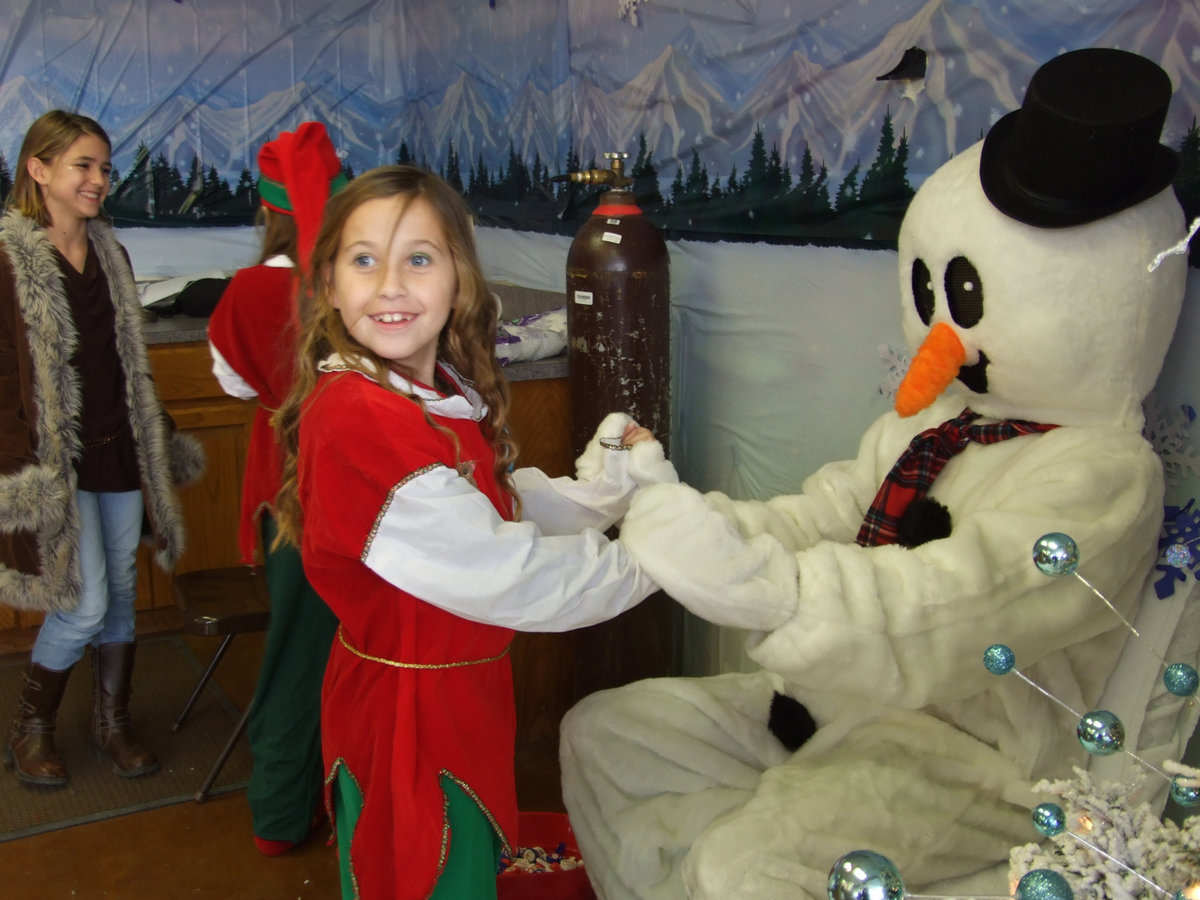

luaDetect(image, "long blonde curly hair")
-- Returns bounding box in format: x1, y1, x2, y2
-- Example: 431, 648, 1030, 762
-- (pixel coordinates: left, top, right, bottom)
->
272, 165, 519, 547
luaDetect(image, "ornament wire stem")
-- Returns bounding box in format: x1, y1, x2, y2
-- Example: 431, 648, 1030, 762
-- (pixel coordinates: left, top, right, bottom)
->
1013, 664, 1170, 781
1072, 572, 1148, 647
1012, 668, 1081, 719
1120, 747, 1169, 782
1148, 216, 1200, 272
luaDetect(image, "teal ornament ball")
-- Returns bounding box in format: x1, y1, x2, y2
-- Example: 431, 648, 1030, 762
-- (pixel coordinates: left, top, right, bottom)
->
1033, 533, 1079, 577
1164, 663, 1199, 698
983, 644, 1015, 675
1166, 543, 1193, 568
827, 850, 905, 900
1076, 710, 1125, 756
1016, 869, 1074, 900
1031, 802, 1066, 837
1170, 775, 1200, 807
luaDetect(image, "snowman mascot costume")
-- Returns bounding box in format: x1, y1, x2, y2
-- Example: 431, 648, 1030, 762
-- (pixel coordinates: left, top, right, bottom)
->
560, 48, 1189, 900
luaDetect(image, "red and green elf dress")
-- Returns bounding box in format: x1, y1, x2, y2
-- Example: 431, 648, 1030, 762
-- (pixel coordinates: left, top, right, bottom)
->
297, 353, 675, 899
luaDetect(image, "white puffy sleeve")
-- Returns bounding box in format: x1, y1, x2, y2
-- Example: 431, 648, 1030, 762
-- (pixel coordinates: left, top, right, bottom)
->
365, 464, 658, 632
209, 343, 258, 400
303, 383, 661, 634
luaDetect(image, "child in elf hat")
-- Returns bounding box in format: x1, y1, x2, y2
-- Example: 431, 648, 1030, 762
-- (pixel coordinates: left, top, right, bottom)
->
208, 121, 346, 855
270, 164, 676, 899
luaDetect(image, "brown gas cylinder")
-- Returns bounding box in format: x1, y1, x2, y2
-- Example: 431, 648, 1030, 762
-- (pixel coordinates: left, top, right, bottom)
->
565, 152, 670, 457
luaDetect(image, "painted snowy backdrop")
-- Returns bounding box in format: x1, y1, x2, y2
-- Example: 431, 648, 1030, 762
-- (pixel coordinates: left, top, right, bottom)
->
7, 0, 1200, 684
1, 0, 1198, 244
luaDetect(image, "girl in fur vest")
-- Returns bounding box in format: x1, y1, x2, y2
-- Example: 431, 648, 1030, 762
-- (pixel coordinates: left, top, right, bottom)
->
0, 110, 204, 786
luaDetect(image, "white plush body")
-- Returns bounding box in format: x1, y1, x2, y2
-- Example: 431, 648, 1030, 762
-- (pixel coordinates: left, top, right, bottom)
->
560, 142, 1187, 899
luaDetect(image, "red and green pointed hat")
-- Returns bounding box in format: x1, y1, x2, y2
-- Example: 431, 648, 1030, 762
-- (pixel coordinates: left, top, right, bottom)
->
257, 121, 348, 270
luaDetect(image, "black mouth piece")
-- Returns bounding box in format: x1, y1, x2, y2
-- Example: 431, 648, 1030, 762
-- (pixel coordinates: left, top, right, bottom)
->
956, 351, 989, 394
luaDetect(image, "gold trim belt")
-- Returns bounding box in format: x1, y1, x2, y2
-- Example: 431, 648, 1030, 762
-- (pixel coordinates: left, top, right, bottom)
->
337, 626, 509, 669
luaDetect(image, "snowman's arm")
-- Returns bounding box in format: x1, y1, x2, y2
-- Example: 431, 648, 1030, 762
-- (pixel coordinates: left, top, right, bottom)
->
620, 482, 803, 630
617, 462, 890, 633
618, 408, 923, 630
671, 409, 917, 554
749, 429, 1163, 710
621, 427, 1162, 709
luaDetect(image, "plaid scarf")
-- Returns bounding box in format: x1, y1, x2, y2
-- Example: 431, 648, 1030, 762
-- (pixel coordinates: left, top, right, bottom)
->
856, 408, 1058, 547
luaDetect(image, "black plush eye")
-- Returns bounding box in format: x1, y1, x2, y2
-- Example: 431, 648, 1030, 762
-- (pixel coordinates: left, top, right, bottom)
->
945, 256, 983, 328
911, 258, 935, 325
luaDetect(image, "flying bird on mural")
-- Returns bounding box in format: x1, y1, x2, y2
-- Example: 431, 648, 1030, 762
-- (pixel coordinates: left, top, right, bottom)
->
876, 46, 927, 81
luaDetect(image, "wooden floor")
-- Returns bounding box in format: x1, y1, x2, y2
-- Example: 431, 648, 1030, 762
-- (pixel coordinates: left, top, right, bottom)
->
0, 611, 341, 900
2, 788, 341, 899
0, 607, 568, 898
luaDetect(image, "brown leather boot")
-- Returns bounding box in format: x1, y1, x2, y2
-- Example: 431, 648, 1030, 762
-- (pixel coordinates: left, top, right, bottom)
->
3, 662, 73, 786
91, 642, 159, 778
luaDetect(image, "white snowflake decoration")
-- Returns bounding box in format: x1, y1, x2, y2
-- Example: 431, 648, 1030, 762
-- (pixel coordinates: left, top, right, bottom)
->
1010, 767, 1200, 900
878, 343, 909, 403
1143, 393, 1200, 490
619, 0, 649, 27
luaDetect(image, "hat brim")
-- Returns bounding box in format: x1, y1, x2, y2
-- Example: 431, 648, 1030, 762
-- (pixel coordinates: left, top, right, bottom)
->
979, 109, 1180, 228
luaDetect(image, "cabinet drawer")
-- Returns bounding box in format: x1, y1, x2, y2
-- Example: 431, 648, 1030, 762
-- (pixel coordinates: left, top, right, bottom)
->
148, 341, 224, 402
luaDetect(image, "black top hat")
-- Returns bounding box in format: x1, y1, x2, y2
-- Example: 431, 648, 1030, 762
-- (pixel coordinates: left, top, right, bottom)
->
979, 47, 1179, 228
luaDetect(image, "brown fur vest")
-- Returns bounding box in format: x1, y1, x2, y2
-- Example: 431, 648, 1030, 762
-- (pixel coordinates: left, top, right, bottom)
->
0, 209, 204, 613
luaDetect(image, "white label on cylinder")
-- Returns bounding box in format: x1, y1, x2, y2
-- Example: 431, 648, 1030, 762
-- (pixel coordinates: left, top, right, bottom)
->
574, 290, 594, 306
602, 231, 623, 244
606, 218, 621, 225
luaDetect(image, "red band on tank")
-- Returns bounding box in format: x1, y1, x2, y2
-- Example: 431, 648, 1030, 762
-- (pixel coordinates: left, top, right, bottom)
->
593, 203, 643, 217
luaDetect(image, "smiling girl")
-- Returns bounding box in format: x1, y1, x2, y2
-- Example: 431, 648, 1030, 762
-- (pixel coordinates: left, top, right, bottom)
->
271, 165, 676, 899
0, 110, 204, 787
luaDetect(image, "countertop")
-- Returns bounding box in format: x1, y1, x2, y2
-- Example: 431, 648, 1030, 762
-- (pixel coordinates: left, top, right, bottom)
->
142, 311, 568, 382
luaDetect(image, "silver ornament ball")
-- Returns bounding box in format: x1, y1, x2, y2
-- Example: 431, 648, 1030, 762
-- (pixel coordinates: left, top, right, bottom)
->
1033, 533, 1079, 577
1031, 802, 1066, 837
1170, 775, 1200, 808
828, 850, 905, 900
1076, 709, 1125, 756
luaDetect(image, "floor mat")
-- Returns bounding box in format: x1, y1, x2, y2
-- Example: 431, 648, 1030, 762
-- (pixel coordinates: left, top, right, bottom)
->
0, 635, 253, 841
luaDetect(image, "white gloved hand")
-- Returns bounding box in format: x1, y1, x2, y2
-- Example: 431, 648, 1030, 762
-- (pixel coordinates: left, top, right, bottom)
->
575, 412, 636, 482
627, 438, 678, 488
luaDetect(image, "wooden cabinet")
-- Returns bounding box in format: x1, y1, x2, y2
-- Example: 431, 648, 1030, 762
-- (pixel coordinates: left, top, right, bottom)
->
136, 341, 258, 601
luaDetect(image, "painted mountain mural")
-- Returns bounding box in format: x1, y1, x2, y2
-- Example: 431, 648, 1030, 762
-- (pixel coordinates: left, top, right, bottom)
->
0, 0, 1196, 248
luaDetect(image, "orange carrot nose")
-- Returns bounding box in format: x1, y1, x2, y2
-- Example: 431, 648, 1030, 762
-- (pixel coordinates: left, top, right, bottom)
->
895, 322, 967, 417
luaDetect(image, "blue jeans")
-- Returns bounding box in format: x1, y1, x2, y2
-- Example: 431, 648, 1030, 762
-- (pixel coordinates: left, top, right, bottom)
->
32, 489, 143, 672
